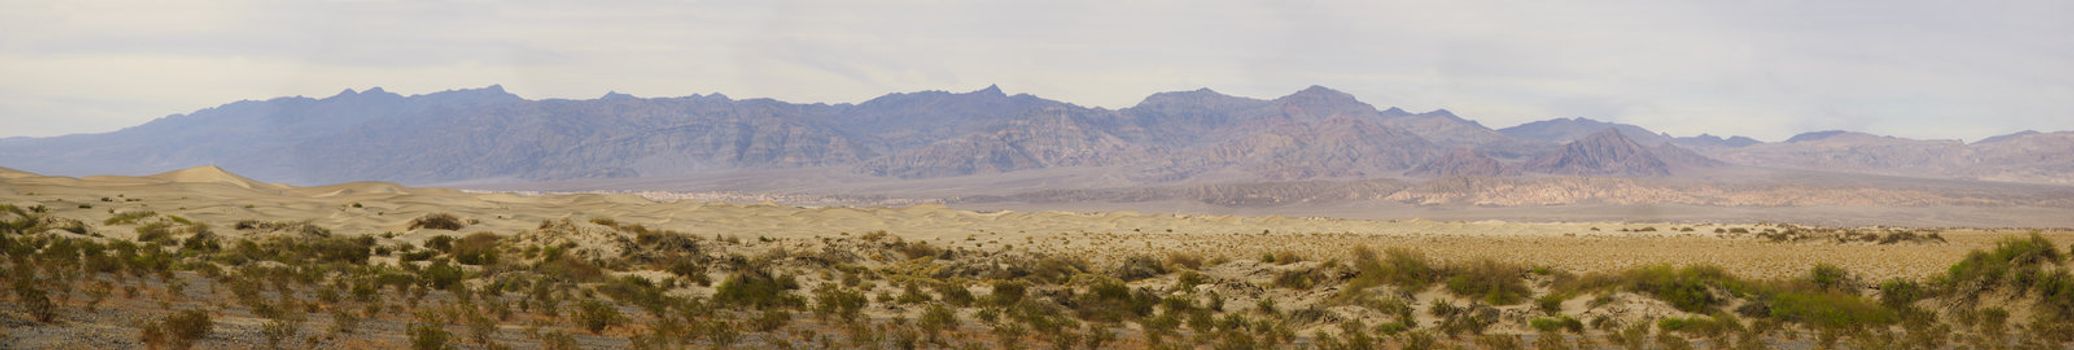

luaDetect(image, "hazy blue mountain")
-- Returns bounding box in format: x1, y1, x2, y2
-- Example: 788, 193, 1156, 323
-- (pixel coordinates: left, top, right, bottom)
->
4, 85, 2070, 186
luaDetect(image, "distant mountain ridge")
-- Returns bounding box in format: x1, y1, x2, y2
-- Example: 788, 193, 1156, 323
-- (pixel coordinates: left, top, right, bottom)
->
2, 84, 2071, 187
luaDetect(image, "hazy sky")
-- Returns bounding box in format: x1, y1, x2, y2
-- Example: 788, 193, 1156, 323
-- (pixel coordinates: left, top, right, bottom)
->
2, 1, 2069, 141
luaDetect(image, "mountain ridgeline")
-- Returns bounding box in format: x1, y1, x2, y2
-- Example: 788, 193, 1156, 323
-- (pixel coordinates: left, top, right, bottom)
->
2, 84, 2070, 187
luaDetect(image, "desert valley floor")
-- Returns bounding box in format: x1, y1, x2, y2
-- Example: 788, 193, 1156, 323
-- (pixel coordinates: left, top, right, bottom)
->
4, 166, 2073, 349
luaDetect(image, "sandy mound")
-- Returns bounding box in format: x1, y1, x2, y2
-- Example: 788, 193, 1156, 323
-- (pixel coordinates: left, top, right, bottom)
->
289, 181, 411, 197
0, 166, 37, 179
145, 165, 289, 190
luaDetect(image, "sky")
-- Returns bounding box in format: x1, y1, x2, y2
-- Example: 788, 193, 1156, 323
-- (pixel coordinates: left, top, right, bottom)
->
1, 0, 2069, 142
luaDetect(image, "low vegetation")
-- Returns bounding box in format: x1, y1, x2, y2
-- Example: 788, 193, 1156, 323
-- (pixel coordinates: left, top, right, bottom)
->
1, 199, 2070, 348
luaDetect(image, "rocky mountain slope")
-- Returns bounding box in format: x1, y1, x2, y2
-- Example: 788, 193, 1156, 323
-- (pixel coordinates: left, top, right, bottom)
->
2, 84, 2070, 190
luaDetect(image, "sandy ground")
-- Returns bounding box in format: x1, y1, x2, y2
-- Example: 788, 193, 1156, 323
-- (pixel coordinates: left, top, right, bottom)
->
5, 166, 2067, 282
8, 165, 2074, 349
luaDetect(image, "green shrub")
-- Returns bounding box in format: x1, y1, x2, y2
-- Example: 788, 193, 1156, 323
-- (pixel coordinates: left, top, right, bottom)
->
598, 276, 670, 314
1112, 254, 1168, 281
1942, 233, 2063, 296
1535, 294, 1568, 315
452, 232, 500, 265
920, 303, 959, 338
1165, 252, 1206, 270
1530, 315, 1584, 333
1807, 263, 1855, 292
14, 281, 55, 323
1445, 259, 1532, 305
1273, 269, 1318, 289
1378, 247, 1442, 290
934, 281, 975, 307
104, 211, 158, 225
1620, 265, 1736, 313
989, 279, 1027, 306
1656, 316, 1727, 336
419, 260, 465, 290
1877, 278, 1930, 309
1074, 277, 1155, 322
136, 222, 176, 244
2035, 270, 2074, 321
409, 315, 453, 350
576, 299, 624, 334
142, 309, 212, 350
714, 270, 802, 309
1767, 291, 1896, 330
812, 284, 869, 321
409, 213, 467, 231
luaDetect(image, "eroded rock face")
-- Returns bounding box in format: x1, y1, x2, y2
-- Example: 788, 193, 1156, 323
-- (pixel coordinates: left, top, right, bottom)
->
1525, 130, 1682, 176
7, 84, 2074, 189
1408, 148, 1518, 177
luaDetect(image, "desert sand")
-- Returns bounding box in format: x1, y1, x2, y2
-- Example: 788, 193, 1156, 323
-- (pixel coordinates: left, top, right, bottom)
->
4, 166, 2064, 281
5, 166, 2073, 349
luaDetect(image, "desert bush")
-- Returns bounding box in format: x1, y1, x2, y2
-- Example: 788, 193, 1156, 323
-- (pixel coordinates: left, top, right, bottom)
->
135, 222, 177, 244
13, 280, 56, 323
1430, 301, 1500, 336
1165, 252, 1206, 270
1766, 291, 1896, 330
1074, 277, 1156, 322
1941, 233, 2064, 300
234, 220, 332, 237
104, 210, 158, 225
1614, 264, 1738, 313
1264, 250, 1305, 264
1445, 259, 1532, 305
409, 213, 467, 231
1377, 247, 1443, 290
141, 309, 213, 350
425, 234, 457, 253
714, 269, 803, 309
1877, 278, 1930, 309
1027, 255, 1089, 283
812, 284, 869, 321
751, 308, 793, 332
894, 240, 943, 260
989, 279, 1028, 306
598, 276, 670, 314
1274, 269, 1319, 289
919, 303, 959, 340
576, 299, 625, 334
1532, 315, 1585, 334
261, 317, 304, 350
2034, 269, 2074, 322
1655, 316, 1728, 337
1112, 254, 1168, 281
419, 260, 465, 290
452, 232, 500, 265
934, 280, 975, 307
408, 314, 453, 350
1807, 263, 1856, 292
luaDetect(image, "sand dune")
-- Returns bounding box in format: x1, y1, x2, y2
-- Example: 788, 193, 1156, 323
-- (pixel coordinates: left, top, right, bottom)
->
4, 165, 2066, 280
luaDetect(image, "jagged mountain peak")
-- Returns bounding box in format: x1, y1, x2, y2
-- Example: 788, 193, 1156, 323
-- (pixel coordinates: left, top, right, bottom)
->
1279, 85, 1358, 102
1500, 117, 1672, 146
1525, 129, 1698, 176
973, 84, 1005, 96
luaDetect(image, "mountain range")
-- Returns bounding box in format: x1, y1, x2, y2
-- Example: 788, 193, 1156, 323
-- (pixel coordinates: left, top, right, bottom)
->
2, 84, 2070, 194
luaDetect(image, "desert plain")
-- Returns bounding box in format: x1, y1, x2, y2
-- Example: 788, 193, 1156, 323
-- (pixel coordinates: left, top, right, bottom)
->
4, 166, 2073, 349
